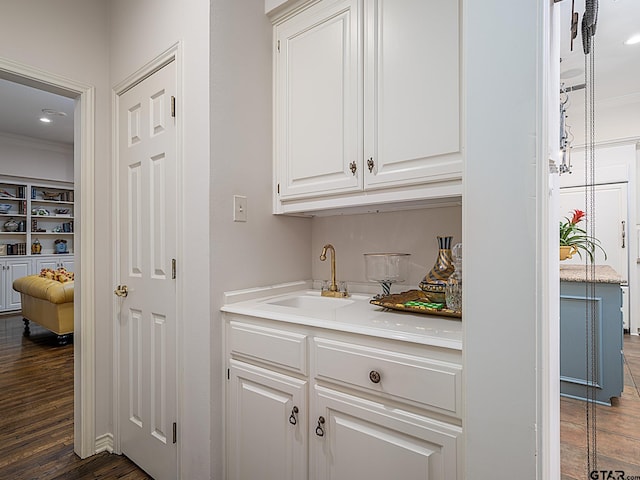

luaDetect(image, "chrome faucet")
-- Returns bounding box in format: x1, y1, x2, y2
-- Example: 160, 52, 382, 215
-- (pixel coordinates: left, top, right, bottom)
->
320, 244, 349, 298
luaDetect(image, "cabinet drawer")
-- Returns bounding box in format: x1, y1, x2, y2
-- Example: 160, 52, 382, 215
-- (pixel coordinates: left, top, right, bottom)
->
228, 320, 307, 374
313, 338, 461, 417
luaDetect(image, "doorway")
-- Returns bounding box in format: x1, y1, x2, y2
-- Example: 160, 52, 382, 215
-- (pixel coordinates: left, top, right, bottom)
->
0, 58, 96, 458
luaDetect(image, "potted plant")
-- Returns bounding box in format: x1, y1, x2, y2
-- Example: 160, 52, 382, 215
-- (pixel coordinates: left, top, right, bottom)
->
559, 209, 607, 262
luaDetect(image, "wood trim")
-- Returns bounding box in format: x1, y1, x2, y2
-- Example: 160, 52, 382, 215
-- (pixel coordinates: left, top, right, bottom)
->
95, 433, 115, 454
0, 55, 97, 459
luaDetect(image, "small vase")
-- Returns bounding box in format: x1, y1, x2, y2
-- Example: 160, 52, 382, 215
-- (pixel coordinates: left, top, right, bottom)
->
419, 236, 455, 303
3, 218, 18, 232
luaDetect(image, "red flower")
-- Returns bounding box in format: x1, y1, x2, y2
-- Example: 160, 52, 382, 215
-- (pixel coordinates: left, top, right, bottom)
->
570, 209, 585, 225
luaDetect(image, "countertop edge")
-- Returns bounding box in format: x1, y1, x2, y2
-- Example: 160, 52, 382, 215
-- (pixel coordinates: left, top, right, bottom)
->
221, 296, 463, 351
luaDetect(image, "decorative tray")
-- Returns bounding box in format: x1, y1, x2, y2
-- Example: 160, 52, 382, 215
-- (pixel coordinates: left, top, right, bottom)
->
369, 289, 462, 319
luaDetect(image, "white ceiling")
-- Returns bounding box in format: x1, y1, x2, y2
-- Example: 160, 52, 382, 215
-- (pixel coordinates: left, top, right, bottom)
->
0, 1, 637, 148
0, 77, 74, 145
559, 0, 640, 104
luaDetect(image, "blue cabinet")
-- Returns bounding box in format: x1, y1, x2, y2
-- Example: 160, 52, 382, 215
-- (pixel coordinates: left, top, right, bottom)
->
560, 280, 623, 405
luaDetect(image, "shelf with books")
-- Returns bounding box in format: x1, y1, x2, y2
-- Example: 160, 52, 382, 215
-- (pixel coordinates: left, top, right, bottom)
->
0, 179, 74, 258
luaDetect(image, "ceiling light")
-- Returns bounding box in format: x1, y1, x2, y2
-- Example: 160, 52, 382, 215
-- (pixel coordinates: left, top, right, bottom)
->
624, 34, 640, 46
39, 117, 52, 123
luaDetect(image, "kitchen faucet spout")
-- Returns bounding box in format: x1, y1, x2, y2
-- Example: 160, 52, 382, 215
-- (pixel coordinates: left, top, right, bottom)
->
320, 244, 349, 297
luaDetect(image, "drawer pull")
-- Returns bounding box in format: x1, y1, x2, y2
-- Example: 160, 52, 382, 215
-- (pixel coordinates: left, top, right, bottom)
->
315, 416, 326, 437
289, 406, 299, 425
369, 370, 381, 384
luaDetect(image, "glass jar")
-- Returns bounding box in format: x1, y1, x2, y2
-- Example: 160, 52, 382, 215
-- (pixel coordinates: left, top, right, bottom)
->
445, 243, 462, 312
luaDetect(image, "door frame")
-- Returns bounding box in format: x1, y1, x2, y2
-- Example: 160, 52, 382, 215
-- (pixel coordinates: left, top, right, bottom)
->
111, 43, 183, 471
0, 56, 96, 458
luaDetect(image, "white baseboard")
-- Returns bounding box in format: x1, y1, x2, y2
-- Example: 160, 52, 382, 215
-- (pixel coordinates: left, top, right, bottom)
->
95, 433, 114, 453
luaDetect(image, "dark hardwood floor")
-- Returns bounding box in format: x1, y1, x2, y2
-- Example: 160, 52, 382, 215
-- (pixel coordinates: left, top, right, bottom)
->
0, 313, 151, 480
561, 334, 640, 479
4, 310, 640, 479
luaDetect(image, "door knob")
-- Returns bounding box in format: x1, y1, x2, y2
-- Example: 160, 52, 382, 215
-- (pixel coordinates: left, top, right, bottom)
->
114, 285, 129, 297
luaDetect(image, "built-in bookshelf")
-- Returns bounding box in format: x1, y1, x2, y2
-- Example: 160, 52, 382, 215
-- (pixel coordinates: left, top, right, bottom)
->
0, 179, 74, 256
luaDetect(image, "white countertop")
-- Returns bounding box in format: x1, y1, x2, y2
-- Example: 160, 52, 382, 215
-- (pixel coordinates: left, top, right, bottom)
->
221, 283, 462, 351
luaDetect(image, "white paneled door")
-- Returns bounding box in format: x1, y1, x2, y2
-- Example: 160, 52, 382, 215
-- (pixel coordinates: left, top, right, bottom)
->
117, 60, 178, 480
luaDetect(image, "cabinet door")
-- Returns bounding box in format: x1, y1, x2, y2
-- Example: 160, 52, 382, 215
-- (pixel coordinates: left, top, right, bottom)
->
228, 360, 307, 480
312, 385, 461, 480
275, 0, 362, 200
364, 0, 462, 189
59, 258, 74, 272
5, 258, 31, 310
35, 257, 58, 272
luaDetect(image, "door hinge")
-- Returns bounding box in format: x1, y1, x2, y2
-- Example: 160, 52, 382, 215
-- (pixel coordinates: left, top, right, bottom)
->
173, 422, 177, 444
277, 183, 280, 195
172, 258, 176, 279
227, 368, 230, 380
171, 96, 176, 118
277, 40, 280, 52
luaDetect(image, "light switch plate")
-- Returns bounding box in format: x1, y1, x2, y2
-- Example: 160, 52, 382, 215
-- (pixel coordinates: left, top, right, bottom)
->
233, 195, 247, 222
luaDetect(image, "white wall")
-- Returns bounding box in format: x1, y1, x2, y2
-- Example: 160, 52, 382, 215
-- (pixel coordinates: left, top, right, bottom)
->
210, 1, 312, 476
465, 0, 548, 477
566, 92, 640, 146
311, 207, 462, 292
109, 1, 211, 478
0, 134, 73, 183
0, 0, 112, 453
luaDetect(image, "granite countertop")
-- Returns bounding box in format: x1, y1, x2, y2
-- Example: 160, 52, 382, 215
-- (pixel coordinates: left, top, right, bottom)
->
560, 265, 622, 284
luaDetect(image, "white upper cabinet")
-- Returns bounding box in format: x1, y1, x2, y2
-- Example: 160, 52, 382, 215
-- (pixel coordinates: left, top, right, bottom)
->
363, 0, 461, 189
275, 0, 362, 200
272, 0, 462, 214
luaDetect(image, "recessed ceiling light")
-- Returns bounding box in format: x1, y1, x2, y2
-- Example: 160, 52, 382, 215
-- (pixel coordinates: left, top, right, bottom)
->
39, 117, 52, 123
624, 34, 640, 46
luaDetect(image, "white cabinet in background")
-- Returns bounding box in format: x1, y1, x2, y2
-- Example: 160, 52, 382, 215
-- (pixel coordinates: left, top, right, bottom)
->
224, 314, 463, 480
35, 255, 75, 273
559, 183, 628, 281
0, 257, 31, 312
273, 0, 462, 214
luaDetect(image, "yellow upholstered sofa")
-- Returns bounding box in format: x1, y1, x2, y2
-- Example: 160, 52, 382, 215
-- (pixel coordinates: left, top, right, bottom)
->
12, 275, 74, 345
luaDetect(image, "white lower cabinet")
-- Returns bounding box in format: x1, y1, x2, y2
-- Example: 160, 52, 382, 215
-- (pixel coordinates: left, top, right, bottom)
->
225, 314, 462, 480
311, 385, 461, 480
0, 258, 32, 312
35, 255, 74, 273
227, 359, 308, 480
